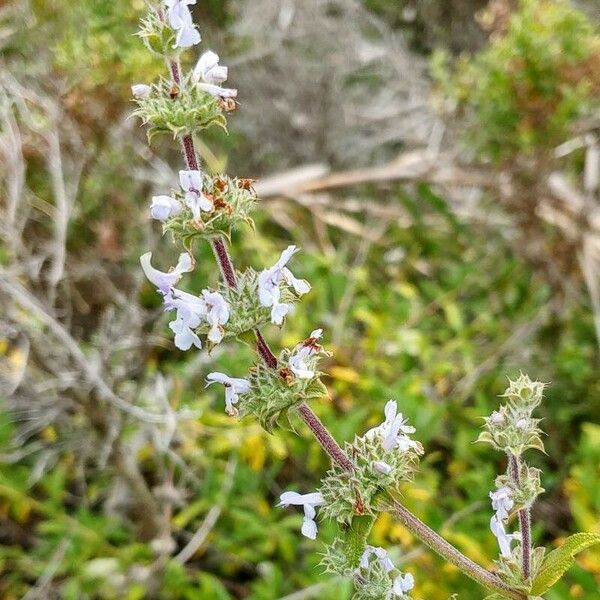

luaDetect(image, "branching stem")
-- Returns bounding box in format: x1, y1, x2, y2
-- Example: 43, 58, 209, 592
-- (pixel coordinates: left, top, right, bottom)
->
164, 55, 527, 600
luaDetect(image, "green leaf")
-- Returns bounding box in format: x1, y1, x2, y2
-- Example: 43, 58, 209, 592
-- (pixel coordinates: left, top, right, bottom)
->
530, 532, 600, 595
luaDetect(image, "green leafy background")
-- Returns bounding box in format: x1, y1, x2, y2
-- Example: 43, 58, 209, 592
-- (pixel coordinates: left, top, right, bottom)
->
0, 1, 598, 599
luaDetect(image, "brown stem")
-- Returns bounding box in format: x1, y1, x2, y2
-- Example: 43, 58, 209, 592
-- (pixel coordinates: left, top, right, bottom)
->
297, 403, 354, 471
392, 501, 527, 600
210, 236, 237, 288
255, 330, 277, 368
509, 454, 532, 580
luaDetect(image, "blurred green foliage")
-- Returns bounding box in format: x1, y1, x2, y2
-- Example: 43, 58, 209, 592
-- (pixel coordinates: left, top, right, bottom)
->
432, 0, 600, 162
1, 0, 599, 599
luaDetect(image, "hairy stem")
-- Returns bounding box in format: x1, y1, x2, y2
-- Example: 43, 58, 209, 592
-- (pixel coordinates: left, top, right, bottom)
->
392, 501, 527, 600
255, 330, 278, 368
509, 454, 532, 580
297, 403, 355, 471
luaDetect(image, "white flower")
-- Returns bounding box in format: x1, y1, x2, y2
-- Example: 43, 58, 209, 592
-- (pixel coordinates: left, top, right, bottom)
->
163, 288, 207, 328
192, 51, 237, 98
196, 82, 238, 99
150, 195, 182, 221
201, 290, 230, 343
165, 0, 201, 48
162, 288, 229, 349
278, 491, 325, 540
392, 572, 415, 596
490, 486, 514, 521
490, 514, 519, 558
206, 372, 250, 416
258, 246, 311, 324
359, 545, 394, 573
169, 316, 202, 351
365, 400, 419, 453
288, 329, 322, 379
372, 460, 392, 475
131, 84, 151, 98
140, 252, 193, 294
179, 170, 213, 217
194, 50, 228, 85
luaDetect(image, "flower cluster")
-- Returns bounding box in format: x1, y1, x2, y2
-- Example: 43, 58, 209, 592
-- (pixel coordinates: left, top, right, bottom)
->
153, 171, 256, 245
132, 74, 228, 141
323, 539, 415, 600
354, 545, 415, 600
141, 252, 229, 350
240, 330, 329, 430
319, 401, 423, 525
477, 373, 546, 455
480, 374, 547, 575
135, 3, 412, 597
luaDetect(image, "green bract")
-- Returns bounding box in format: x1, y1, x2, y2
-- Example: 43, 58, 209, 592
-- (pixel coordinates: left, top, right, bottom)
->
133, 75, 228, 141
137, 9, 178, 58
320, 434, 422, 525
163, 174, 256, 245
239, 348, 329, 432
195, 270, 301, 343
495, 466, 544, 511
501, 373, 546, 410
477, 375, 546, 455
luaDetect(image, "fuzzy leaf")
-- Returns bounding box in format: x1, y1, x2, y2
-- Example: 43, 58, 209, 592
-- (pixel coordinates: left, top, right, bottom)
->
530, 532, 600, 595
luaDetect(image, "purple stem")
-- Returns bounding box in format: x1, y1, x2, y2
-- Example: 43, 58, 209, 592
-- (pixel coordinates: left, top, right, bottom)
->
509, 454, 532, 580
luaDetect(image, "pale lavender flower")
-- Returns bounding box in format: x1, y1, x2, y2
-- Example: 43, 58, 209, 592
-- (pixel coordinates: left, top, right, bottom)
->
131, 83, 152, 98
288, 329, 322, 379
165, 0, 201, 48
359, 545, 395, 573
169, 316, 202, 351
163, 288, 206, 328
372, 460, 393, 475
201, 290, 230, 343
365, 400, 419, 453
150, 195, 182, 221
206, 372, 251, 416
490, 514, 519, 558
516, 417, 528, 430
392, 573, 415, 596
179, 170, 213, 217
258, 246, 311, 324
278, 491, 325, 540
192, 51, 237, 98
196, 82, 238, 99
140, 252, 193, 294
489, 410, 505, 425
194, 50, 228, 85
490, 486, 514, 521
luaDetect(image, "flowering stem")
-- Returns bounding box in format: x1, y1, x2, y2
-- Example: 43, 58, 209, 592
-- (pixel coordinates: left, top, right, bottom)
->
509, 454, 532, 580
166, 61, 354, 471
391, 500, 527, 600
